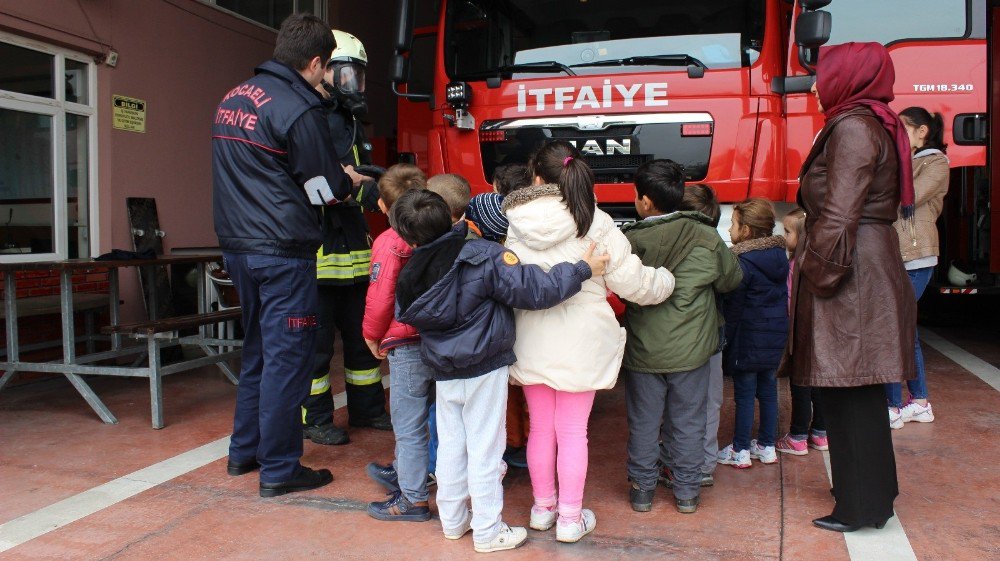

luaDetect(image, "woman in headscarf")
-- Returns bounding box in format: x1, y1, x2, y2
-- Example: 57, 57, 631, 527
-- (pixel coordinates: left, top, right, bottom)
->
784, 42, 917, 533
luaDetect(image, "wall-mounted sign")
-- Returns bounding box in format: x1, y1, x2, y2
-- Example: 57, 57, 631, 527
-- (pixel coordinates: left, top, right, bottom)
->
112, 95, 146, 133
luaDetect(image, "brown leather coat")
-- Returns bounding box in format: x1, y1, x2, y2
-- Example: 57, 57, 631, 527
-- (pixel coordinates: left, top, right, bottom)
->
782, 108, 916, 387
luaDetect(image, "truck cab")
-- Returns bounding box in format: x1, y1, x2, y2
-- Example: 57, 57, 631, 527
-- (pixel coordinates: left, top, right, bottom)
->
393, 0, 996, 290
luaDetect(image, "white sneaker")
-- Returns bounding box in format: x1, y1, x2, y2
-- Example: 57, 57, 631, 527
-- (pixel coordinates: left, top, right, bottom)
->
556, 509, 597, 543
888, 407, 904, 430
900, 401, 935, 423
443, 510, 473, 540
717, 444, 752, 468
473, 524, 528, 553
750, 440, 778, 464
529, 505, 557, 531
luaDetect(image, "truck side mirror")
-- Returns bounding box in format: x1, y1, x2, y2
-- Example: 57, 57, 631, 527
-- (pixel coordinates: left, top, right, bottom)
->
800, 0, 832, 9
796, 10, 831, 72
390, 54, 409, 84
796, 10, 831, 49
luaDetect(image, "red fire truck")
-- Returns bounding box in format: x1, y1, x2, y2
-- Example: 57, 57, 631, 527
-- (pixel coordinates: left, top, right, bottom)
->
390, 0, 998, 293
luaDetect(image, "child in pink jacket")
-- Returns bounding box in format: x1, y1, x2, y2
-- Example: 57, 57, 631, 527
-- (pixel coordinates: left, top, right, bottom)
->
361, 164, 437, 522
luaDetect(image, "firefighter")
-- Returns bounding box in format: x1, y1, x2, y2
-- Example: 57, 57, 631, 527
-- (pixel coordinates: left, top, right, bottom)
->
301, 29, 391, 445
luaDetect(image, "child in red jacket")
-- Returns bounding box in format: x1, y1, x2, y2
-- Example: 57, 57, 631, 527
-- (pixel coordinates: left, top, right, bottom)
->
361, 164, 437, 522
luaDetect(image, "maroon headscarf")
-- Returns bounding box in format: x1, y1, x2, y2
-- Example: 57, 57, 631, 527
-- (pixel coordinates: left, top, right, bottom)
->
815, 42, 915, 217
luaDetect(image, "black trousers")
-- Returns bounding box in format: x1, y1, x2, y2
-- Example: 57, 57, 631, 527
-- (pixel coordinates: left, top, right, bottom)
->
822, 384, 898, 526
789, 383, 825, 436
302, 283, 385, 426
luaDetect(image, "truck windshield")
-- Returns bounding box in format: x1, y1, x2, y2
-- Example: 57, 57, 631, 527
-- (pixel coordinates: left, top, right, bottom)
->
824, 0, 969, 45
445, 0, 765, 80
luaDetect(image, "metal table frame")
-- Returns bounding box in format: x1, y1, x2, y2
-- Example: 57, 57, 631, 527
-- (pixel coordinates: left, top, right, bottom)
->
0, 255, 243, 428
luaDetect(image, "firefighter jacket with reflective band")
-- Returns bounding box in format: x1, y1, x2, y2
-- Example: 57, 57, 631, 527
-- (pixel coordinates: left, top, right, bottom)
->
212, 60, 354, 259
316, 102, 377, 284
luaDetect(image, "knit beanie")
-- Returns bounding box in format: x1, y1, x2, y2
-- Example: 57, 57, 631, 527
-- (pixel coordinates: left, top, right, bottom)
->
466, 193, 509, 242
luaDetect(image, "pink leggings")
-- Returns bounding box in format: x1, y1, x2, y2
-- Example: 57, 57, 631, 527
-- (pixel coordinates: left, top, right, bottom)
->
522, 384, 597, 522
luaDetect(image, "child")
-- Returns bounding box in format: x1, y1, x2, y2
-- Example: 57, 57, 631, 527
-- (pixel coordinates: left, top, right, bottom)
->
427, 173, 479, 237
492, 163, 531, 196
361, 164, 436, 521
659, 184, 725, 489
466, 193, 509, 243
622, 162, 742, 514
717, 198, 789, 468
504, 142, 674, 541
775, 207, 828, 455
391, 189, 609, 553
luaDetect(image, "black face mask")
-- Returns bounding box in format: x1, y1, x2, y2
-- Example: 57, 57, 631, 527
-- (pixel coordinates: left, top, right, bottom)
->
337, 91, 368, 118
320, 81, 368, 118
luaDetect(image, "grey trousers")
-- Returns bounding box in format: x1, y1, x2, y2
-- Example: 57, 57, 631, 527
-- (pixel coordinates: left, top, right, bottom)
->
435, 367, 508, 542
660, 352, 723, 474
626, 361, 710, 500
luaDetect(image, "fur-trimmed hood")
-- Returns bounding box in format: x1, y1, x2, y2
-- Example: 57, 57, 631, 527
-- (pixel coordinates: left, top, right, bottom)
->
500, 183, 562, 213
731, 235, 788, 284
731, 235, 786, 255
502, 184, 582, 252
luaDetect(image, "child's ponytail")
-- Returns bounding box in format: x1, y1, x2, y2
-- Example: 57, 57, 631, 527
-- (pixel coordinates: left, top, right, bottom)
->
899, 106, 948, 154
529, 140, 596, 237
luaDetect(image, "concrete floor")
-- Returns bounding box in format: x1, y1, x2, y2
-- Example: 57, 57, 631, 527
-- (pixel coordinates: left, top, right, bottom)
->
0, 329, 998, 561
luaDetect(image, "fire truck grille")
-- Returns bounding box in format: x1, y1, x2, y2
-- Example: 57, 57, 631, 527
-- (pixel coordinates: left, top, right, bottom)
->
583, 154, 651, 170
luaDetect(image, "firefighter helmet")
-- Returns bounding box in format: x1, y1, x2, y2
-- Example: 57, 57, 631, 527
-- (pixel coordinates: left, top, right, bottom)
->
330, 29, 368, 66
327, 29, 367, 96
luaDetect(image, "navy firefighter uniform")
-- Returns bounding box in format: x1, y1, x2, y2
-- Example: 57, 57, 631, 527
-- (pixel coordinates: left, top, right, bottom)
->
212, 59, 358, 489
301, 29, 391, 444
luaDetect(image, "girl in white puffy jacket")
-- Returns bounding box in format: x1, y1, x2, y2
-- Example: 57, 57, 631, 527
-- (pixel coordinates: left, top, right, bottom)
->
502, 141, 674, 543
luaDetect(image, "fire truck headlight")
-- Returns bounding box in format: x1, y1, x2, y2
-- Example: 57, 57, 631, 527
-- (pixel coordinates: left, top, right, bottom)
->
446, 81, 471, 109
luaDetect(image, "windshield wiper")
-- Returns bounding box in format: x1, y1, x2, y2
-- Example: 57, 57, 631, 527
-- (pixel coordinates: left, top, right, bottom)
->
499, 61, 577, 76
571, 54, 707, 70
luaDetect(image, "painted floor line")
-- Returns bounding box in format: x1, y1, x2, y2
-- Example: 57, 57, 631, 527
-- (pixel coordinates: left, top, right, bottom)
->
920, 328, 1000, 392
0, 377, 387, 554
820, 452, 918, 561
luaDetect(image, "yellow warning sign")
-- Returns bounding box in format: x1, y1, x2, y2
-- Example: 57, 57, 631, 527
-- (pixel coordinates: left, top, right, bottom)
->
112, 95, 146, 133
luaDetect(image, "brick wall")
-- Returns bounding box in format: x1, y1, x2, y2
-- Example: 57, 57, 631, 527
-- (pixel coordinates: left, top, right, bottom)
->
0, 270, 112, 380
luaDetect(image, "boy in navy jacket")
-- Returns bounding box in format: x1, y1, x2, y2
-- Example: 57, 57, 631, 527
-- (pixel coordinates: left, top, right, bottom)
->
391, 190, 607, 553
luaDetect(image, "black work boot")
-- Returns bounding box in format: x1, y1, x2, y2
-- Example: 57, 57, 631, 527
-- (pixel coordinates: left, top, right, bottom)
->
350, 411, 393, 431
303, 422, 350, 445
259, 466, 333, 498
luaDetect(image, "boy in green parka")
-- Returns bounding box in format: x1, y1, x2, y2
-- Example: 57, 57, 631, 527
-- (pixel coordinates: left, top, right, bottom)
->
621, 160, 743, 514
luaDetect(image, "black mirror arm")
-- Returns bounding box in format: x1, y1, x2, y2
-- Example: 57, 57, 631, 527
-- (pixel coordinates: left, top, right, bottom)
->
392, 82, 431, 102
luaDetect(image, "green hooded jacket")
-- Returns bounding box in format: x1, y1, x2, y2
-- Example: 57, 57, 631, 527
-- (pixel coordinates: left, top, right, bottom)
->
621, 211, 743, 373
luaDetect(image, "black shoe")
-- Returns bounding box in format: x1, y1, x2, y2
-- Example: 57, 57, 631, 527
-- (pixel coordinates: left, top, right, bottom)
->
502, 446, 528, 469
366, 462, 400, 492
630, 482, 654, 512
676, 496, 699, 514
227, 458, 260, 476
259, 466, 333, 498
303, 422, 350, 446
700, 473, 715, 487
812, 515, 889, 533
350, 412, 393, 431
367, 490, 432, 522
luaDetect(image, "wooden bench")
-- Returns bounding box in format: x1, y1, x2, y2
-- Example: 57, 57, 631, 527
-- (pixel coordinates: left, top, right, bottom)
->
101, 308, 242, 336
